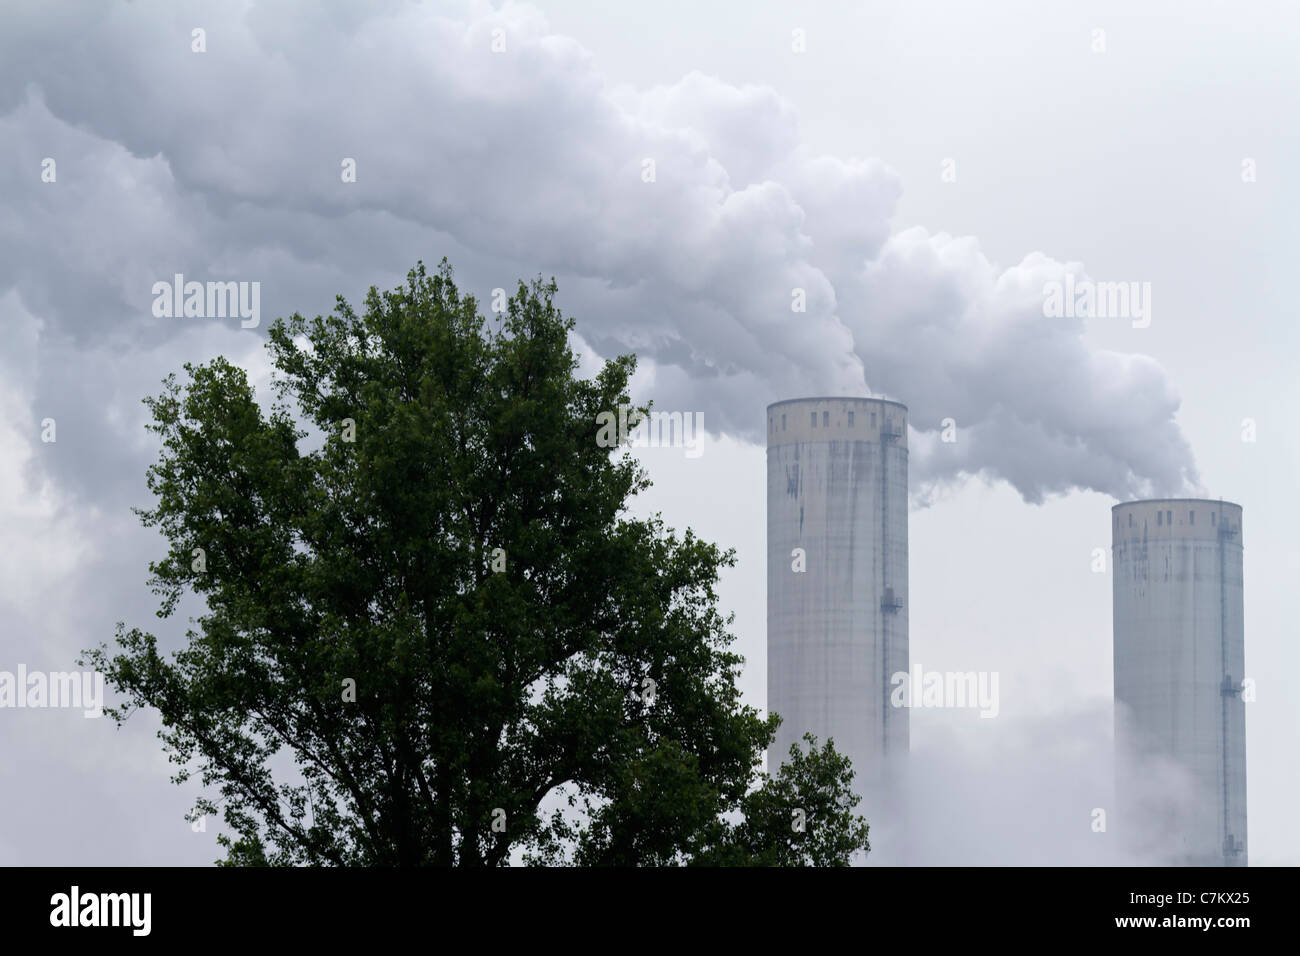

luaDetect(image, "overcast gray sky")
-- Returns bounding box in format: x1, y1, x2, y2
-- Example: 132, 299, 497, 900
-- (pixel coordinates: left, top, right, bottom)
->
1, 0, 1296, 864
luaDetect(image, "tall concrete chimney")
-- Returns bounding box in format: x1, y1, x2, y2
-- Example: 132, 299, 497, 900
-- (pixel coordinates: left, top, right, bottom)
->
1112, 498, 1247, 865
766, 397, 909, 794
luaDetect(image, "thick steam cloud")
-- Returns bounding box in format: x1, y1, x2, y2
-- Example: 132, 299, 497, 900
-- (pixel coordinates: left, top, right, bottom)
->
0, 0, 1199, 504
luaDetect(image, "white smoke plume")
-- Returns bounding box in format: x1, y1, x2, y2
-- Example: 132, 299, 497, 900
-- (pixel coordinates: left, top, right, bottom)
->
0, 0, 1199, 507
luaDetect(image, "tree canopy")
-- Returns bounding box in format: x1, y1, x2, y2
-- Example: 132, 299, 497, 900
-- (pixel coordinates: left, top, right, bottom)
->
83, 260, 871, 866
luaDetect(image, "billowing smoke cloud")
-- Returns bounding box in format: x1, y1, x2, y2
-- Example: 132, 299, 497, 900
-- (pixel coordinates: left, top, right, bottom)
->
843, 238, 1201, 503
0, 0, 1196, 508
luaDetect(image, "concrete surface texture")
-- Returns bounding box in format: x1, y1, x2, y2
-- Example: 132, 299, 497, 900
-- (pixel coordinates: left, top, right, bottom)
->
1112, 498, 1247, 866
766, 397, 909, 795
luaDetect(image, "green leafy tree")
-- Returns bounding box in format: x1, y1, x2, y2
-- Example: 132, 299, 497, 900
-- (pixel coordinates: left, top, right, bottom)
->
83, 260, 871, 866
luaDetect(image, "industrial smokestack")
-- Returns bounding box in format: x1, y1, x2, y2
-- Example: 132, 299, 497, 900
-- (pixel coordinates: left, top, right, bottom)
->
766, 397, 909, 794
1112, 498, 1248, 866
